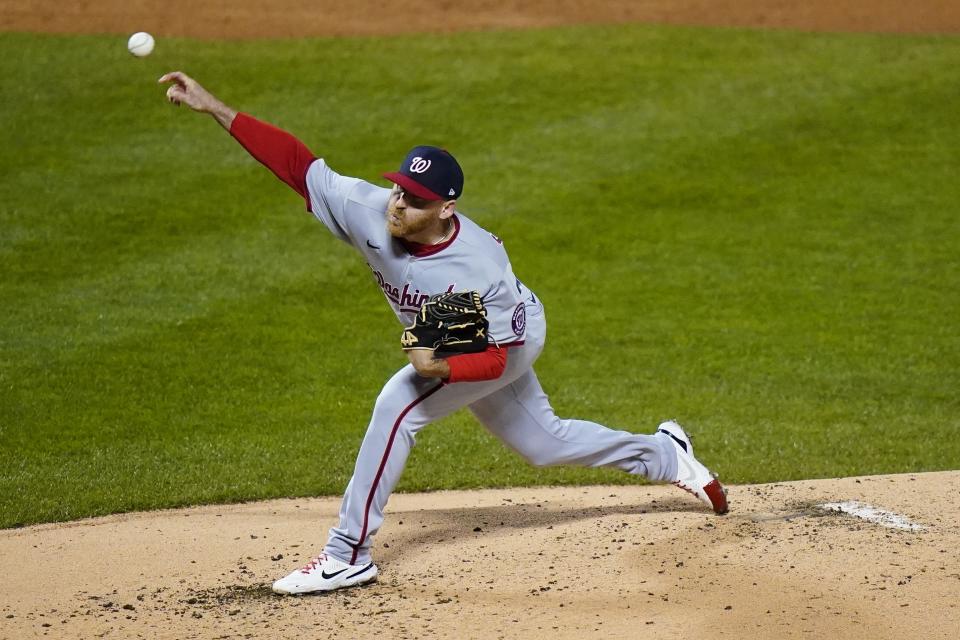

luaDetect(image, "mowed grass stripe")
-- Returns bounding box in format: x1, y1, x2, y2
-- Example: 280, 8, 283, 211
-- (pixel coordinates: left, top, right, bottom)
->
1, 25, 958, 527
2, 209, 357, 355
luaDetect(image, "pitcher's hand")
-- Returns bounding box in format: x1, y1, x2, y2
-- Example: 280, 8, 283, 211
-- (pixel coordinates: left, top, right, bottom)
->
158, 72, 237, 129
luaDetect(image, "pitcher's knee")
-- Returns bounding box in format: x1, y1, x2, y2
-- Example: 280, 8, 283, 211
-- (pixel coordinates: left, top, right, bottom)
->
370, 395, 410, 432
520, 451, 553, 467
371, 387, 436, 442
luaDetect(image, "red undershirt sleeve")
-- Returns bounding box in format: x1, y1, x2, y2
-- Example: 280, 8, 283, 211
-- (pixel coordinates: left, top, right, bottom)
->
445, 346, 508, 383
229, 113, 317, 204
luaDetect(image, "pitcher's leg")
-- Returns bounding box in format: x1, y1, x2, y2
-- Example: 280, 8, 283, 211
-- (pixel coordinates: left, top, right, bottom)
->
325, 359, 538, 566
324, 367, 444, 565
469, 370, 678, 482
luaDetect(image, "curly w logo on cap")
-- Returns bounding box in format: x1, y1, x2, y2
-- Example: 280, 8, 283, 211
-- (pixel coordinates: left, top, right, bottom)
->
384, 145, 464, 201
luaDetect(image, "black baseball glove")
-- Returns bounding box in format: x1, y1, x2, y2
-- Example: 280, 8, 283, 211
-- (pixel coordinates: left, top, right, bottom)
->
400, 291, 489, 355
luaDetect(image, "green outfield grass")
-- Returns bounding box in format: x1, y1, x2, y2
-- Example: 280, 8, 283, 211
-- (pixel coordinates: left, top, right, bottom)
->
1, 24, 958, 528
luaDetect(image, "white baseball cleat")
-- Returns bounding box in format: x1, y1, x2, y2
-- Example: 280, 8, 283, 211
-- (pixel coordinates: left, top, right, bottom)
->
272, 552, 378, 595
657, 420, 729, 515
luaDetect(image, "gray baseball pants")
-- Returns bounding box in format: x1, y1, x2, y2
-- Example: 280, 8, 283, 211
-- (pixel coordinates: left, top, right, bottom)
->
324, 306, 678, 565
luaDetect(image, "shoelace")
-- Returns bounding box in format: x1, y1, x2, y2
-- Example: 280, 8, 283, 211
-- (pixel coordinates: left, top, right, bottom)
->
300, 553, 328, 574
674, 480, 700, 496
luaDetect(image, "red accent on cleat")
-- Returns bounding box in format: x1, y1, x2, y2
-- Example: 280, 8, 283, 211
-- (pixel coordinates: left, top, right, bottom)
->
704, 479, 729, 515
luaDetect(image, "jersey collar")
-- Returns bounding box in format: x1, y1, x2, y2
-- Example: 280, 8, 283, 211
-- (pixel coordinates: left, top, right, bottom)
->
400, 214, 461, 258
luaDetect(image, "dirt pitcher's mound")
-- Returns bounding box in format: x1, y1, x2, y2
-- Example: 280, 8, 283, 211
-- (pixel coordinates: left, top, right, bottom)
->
1, 472, 958, 639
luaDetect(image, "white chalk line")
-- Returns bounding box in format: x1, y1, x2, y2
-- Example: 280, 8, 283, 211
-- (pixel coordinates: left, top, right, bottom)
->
817, 501, 926, 531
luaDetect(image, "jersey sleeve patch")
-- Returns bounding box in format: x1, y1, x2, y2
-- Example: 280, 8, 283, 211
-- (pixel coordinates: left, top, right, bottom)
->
511, 302, 526, 337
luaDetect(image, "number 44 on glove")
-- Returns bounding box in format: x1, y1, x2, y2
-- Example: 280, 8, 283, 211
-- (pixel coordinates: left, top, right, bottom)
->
401, 291, 489, 355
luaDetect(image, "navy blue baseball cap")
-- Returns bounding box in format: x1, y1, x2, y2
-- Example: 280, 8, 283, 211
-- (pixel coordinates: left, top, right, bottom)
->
383, 146, 464, 202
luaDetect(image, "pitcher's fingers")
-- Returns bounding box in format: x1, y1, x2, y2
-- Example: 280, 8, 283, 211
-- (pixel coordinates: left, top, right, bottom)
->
165, 85, 183, 104
158, 71, 188, 85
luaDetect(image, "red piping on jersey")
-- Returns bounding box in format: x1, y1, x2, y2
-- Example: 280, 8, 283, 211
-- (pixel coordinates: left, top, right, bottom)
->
351, 382, 445, 564
229, 112, 317, 209
400, 215, 461, 257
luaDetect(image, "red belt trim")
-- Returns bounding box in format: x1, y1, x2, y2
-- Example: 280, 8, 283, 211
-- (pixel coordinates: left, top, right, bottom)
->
350, 381, 445, 564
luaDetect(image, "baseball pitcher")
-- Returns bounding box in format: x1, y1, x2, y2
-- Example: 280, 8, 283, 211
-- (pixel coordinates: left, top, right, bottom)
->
159, 71, 728, 595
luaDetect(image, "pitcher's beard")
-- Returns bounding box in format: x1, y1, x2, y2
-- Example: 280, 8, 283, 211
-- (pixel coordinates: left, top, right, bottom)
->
386, 214, 404, 237
386, 206, 434, 239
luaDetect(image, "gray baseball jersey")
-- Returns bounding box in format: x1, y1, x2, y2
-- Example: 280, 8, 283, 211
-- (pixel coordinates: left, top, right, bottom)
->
304, 158, 678, 566
307, 159, 532, 345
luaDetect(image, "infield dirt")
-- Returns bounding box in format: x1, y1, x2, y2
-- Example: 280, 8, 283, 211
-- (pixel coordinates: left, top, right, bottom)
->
2, 2, 959, 639
2, 473, 959, 639
3, 0, 960, 37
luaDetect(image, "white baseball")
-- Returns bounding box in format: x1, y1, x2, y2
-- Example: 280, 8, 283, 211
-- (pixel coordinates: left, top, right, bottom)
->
127, 32, 155, 58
